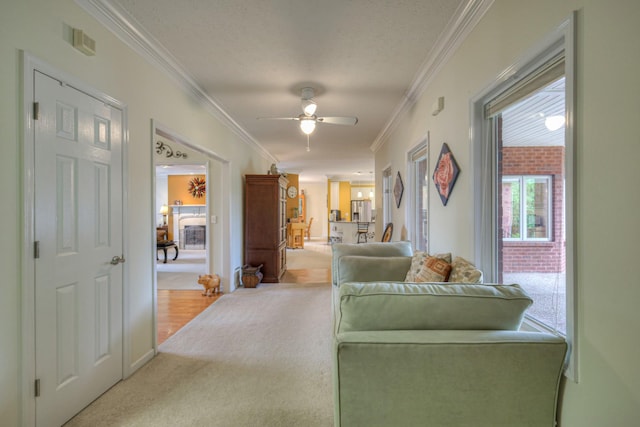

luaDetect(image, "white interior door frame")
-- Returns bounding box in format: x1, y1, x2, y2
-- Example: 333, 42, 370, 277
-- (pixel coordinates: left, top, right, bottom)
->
20, 52, 130, 427
150, 121, 232, 350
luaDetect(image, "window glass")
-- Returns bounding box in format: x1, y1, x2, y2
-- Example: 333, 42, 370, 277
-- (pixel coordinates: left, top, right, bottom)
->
502, 176, 551, 241
408, 144, 428, 251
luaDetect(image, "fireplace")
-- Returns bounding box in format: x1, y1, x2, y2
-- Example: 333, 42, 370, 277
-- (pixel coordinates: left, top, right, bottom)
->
170, 204, 207, 249
182, 225, 206, 249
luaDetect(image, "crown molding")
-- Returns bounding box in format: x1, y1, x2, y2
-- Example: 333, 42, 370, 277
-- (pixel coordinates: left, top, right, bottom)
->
75, 0, 278, 164
370, 0, 494, 153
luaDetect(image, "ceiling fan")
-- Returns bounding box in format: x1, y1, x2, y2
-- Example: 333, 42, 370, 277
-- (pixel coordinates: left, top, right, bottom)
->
258, 87, 358, 135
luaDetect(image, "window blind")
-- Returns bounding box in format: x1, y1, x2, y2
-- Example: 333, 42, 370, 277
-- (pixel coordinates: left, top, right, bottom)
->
484, 53, 565, 118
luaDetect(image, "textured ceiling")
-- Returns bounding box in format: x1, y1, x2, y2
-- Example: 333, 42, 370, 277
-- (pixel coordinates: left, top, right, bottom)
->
95, 0, 469, 182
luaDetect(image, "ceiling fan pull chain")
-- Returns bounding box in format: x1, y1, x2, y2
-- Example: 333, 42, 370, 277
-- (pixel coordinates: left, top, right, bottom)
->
306, 134, 311, 152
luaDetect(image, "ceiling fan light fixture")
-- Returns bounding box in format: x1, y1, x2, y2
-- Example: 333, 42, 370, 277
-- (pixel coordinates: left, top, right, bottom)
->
300, 118, 316, 135
302, 99, 317, 116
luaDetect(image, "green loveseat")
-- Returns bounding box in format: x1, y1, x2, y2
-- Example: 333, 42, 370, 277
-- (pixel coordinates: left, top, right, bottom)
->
331, 243, 567, 427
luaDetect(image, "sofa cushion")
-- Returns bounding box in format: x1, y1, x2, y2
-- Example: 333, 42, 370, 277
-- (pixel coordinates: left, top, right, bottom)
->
415, 256, 452, 282
449, 256, 483, 283
332, 242, 413, 285
336, 282, 532, 333
405, 251, 451, 281
337, 256, 412, 285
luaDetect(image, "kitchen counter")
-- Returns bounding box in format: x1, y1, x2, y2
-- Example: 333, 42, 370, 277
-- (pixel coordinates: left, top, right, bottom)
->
329, 221, 374, 244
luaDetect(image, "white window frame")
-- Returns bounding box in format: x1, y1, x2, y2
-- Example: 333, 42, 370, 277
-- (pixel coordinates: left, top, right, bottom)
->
470, 15, 578, 381
407, 138, 429, 252
381, 166, 393, 230
502, 175, 552, 242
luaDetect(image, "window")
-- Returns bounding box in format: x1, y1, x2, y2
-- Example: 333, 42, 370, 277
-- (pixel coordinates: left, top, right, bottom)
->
472, 19, 577, 380
408, 143, 428, 251
381, 167, 393, 229
502, 175, 552, 241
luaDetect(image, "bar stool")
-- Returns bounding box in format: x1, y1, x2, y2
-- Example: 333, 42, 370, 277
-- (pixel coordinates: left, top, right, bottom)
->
356, 222, 369, 243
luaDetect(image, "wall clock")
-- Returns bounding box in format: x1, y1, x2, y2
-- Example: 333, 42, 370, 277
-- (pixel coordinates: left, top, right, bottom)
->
188, 176, 206, 198
287, 185, 298, 198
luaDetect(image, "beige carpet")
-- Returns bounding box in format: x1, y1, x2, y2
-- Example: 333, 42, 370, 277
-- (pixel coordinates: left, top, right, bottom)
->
65, 241, 334, 427
157, 249, 207, 290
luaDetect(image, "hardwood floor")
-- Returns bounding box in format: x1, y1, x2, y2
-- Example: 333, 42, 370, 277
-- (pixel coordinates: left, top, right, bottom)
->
157, 290, 222, 345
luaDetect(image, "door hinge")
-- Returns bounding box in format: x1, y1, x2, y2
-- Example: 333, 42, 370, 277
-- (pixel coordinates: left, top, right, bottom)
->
33, 102, 39, 120
34, 241, 40, 259
35, 379, 40, 397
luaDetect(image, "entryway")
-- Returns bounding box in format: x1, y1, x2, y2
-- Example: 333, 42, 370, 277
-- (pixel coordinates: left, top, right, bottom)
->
152, 124, 231, 346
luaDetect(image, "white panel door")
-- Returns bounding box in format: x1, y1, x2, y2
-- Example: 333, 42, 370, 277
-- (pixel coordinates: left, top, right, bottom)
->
34, 71, 123, 427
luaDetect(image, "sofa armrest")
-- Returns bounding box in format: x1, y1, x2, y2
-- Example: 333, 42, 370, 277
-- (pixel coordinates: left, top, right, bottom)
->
334, 330, 567, 427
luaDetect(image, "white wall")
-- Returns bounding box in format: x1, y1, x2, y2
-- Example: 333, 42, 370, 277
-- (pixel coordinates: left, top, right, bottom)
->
300, 182, 329, 239
0, 0, 273, 424
375, 0, 640, 425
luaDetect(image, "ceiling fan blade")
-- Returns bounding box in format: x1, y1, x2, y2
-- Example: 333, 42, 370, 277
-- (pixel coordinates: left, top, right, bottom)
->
256, 116, 300, 121
317, 116, 358, 126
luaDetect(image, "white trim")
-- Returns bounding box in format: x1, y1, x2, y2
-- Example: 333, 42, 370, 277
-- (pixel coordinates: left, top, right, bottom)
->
405, 134, 430, 252
20, 52, 131, 425
562, 11, 579, 383
150, 121, 234, 353
370, 0, 494, 153
75, 0, 277, 165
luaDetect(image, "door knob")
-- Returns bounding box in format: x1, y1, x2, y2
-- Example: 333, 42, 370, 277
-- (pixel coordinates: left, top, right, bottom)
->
110, 255, 125, 265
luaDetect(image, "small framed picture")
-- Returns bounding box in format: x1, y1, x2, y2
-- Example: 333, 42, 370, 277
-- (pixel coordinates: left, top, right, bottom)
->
394, 171, 404, 208
433, 143, 460, 206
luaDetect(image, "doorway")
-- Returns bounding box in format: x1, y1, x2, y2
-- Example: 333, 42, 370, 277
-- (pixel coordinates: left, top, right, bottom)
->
152, 123, 232, 346
155, 163, 212, 344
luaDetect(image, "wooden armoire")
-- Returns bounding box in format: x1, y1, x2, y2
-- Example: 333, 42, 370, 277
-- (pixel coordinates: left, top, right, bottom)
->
244, 174, 288, 282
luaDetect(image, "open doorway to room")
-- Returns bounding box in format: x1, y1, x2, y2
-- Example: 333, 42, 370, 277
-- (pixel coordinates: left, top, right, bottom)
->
155, 163, 220, 344
152, 121, 234, 346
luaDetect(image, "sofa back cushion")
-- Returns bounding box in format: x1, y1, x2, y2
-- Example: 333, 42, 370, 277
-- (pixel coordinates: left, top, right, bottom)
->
337, 256, 412, 285
336, 282, 532, 333
331, 242, 413, 285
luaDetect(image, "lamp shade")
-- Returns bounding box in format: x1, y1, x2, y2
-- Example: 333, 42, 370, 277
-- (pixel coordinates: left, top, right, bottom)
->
160, 204, 169, 215
300, 118, 316, 135
302, 99, 317, 116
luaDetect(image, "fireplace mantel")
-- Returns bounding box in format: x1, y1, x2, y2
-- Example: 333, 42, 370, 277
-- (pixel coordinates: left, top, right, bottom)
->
170, 205, 206, 248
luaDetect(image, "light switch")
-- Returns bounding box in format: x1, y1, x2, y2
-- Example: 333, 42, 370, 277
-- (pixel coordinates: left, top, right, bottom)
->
210, 215, 217, 224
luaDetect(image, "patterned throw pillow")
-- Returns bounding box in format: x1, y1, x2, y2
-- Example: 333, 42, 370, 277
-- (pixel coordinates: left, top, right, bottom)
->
449, 256, 483, 283
415, 256, 452, 282
405, 252, 452, 281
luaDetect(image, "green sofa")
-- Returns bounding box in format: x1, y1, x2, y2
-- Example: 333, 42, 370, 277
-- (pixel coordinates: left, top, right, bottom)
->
331, 243, 567, 427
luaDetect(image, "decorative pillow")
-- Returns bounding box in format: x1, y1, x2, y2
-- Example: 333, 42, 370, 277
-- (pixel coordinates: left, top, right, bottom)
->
449, 256, 483, 283
405, 251, 451, 281
415, 256, 452, 282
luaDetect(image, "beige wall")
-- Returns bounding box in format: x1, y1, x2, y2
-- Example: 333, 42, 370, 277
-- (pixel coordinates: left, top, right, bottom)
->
0, 0, 273, 424
375, 0, 640, 425
300, 181, 329, 239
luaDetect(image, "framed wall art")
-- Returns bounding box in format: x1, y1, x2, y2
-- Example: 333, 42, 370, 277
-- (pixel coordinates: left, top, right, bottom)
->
432, 143, 460, 206
394, 171, 404, 208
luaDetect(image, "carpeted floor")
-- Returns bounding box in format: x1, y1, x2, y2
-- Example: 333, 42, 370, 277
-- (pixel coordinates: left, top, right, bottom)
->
157, 249, 207, 290
65, 240, 334, 427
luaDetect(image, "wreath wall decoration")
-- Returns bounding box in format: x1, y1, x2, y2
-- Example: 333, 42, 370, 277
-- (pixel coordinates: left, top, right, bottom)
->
188, 176, 206, 198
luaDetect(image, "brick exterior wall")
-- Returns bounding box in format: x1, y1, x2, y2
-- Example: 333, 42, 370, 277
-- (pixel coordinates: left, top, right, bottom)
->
501, 146, 565, 273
